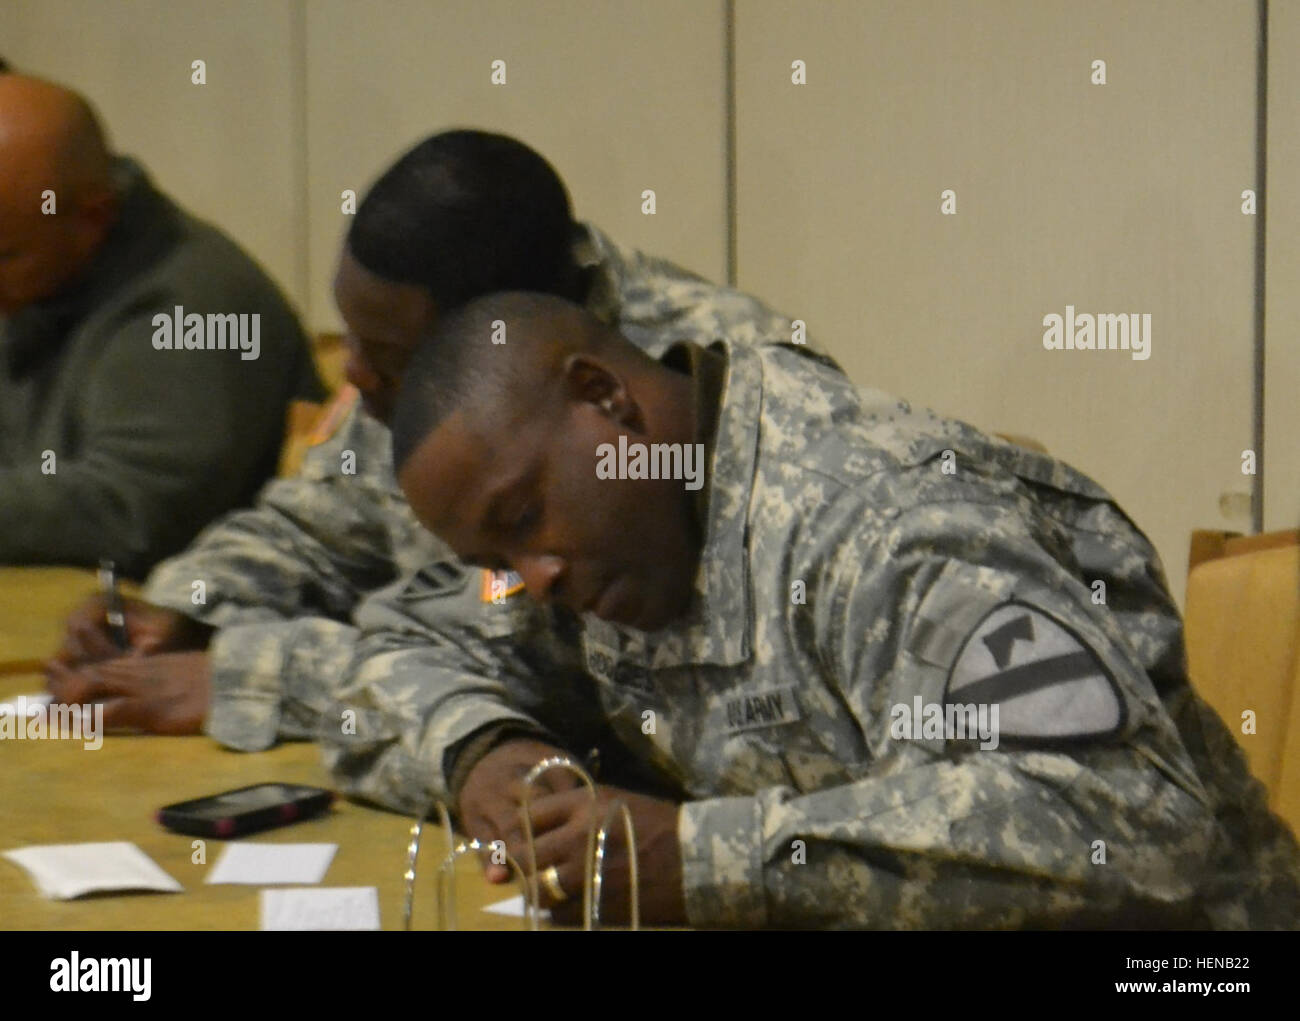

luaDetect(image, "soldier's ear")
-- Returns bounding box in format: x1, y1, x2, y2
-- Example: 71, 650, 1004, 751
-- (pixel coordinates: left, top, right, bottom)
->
561, 353, 642, 429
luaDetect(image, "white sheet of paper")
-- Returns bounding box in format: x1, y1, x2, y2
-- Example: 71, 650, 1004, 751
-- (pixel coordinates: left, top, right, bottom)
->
260, 887, 380, 930
482, 894, 550, 920
2, 841, 183, 900
205, 842, 336, 885
0, 692, 52, 717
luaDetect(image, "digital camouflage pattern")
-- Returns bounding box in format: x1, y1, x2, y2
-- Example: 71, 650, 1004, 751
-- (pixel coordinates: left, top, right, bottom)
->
323, 338, 1300, 929
140, 222, 811, 751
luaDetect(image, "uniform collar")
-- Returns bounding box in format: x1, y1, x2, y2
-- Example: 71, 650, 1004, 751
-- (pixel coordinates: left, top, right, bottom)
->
661, 339, 727, 536
583, 339, 762, 669
570, 221, 626, 328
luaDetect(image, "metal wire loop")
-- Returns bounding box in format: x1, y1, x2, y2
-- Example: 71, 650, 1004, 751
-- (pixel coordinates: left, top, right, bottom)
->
402, 756, 643, 931
402, 800, 453, 931
435, 838, 532, 931
520, 756, 598, 930
591, 798, 639, 930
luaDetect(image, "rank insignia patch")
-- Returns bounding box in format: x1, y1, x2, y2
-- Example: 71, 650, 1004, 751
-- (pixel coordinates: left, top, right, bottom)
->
945, 603, 1125, 743
480, 569, 525, 603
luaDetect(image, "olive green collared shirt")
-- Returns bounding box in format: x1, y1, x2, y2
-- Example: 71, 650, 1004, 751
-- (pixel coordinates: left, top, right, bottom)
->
0, 156, 323, 576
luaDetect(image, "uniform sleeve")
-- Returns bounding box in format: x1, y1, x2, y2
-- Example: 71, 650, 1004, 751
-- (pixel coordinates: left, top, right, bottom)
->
677, 504, 1222, 929
318, 567, 568, 816
0, 304, 303, 576
141, 395, 397, 630
137, 397, 413, 754
196, 565, 542, 765
202, 616, 365, 752
202, 564, 557, 773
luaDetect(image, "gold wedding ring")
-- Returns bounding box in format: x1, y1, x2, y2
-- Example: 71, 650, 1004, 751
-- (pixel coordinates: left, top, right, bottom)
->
541, 864, 567, 903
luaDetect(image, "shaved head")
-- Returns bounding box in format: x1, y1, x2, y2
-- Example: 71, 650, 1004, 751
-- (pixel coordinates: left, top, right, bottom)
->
391, 292, 647, 470
392, 291, 703, 630
0, 75, 118, 313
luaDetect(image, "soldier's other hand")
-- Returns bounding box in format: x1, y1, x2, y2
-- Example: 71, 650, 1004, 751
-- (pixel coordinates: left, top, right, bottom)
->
520, 784, 686, 926
456, 737, 580, 883
53, 595, 213, 667
44, 650, 211, 735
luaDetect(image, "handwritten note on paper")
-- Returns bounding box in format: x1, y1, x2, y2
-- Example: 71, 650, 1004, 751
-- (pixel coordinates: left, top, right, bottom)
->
260, 887, 381, 930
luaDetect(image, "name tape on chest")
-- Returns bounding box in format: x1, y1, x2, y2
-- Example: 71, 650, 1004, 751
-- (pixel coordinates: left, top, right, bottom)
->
945, 603, 1124, 743
723, 685, 802, 735
584, 645, 657, 698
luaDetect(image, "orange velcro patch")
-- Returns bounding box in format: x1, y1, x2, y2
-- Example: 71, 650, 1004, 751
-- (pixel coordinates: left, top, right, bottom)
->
307, 385, 360, 446
480, 569, 526, 603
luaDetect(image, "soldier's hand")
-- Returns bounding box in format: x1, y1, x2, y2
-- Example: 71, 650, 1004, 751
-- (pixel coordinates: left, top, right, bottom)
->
520, 784, 686, 926
44, 650, 211, 735
456, 737, 581, 883
53, 595, 214, 668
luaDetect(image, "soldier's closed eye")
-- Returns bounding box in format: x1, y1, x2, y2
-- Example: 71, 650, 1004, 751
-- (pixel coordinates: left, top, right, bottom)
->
510, 503, 541, 534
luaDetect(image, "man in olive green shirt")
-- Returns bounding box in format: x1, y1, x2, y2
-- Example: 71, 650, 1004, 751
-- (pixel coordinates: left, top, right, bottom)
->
0, 74, 322, 576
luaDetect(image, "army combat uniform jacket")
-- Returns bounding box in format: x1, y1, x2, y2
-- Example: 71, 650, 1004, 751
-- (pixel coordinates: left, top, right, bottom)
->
140, 223, 811, 750
325, 340, 1300, 929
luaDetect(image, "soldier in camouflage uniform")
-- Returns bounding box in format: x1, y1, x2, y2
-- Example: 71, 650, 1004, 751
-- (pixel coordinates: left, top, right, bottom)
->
324, 291, 1300, 929
47, 130, 817, 742
140, 219, 812, 749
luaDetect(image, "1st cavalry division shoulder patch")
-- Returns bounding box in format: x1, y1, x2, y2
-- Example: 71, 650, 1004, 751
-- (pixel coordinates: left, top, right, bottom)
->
945, 602, 1125, 743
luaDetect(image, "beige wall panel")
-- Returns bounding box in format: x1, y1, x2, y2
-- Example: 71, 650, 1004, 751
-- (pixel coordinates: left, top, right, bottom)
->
4, 0, 307, 315
736, 0, 1259, 605
304, 0, 726, 330
1266, 2, 1299, 534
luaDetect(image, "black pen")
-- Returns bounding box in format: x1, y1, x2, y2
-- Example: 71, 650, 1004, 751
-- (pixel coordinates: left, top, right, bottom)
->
97, 559, 130, 651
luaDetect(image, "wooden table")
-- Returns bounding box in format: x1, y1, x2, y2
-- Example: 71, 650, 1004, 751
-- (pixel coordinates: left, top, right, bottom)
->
0, 567, 133, 675
0, 672, 541, 931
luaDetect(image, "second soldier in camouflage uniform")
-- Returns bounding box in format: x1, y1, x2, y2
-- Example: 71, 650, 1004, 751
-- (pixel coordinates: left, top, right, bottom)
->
133, 220, 810, 747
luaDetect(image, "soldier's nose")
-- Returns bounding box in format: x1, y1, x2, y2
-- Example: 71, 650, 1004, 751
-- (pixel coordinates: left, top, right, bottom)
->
512, 554, 567, 605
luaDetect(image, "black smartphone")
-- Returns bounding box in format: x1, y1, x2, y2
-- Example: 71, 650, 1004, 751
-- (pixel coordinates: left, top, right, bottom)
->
157, 783, 335, 838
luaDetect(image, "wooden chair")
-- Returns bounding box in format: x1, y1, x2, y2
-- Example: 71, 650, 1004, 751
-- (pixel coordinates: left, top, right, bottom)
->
1184, 529, 1300, 835
277, 333, 350, 478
